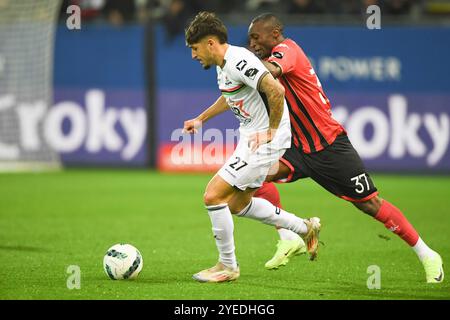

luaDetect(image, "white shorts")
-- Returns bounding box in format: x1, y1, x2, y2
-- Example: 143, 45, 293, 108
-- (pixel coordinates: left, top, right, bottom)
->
218, 138, 287, 190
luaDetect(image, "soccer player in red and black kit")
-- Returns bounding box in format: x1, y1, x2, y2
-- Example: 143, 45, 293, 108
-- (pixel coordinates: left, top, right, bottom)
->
248, 13, 444, 283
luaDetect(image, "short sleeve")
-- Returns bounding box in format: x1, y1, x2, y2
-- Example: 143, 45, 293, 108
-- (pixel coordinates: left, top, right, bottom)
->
228, 50, 269, 91
267, 42, 296, 75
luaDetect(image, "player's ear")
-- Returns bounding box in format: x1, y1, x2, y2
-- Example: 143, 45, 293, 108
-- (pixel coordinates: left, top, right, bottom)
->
207, 38, 215, 48
272, 28, 280, 39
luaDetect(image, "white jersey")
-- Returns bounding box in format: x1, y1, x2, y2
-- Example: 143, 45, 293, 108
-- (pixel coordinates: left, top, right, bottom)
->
217, 45, 291, 149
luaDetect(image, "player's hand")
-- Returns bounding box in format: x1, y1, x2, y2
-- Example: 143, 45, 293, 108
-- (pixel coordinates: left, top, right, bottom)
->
248, 129, 276, 152
182, 118, 202, 134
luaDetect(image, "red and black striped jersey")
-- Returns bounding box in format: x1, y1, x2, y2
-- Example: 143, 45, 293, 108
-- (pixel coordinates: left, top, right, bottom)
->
267, 39, 345, 153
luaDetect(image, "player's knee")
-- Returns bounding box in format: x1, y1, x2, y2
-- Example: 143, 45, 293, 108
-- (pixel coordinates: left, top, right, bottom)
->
203, 190, 226, 206
203, 191, 216, 206
355, 196, 382, 216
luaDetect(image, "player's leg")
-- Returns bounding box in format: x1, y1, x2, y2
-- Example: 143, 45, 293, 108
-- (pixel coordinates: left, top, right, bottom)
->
353, 196, 444, 283
228, 177, 320, 261
264, 150, 311, 267
255, 181, 306, 244
256, 176, 306, 269
193, 174, 240, 283
228, 192, 320, 261
303, 134, 444, 283
254, 182, 282, 207
222, 142, 319, 262
194, 140, 281, 282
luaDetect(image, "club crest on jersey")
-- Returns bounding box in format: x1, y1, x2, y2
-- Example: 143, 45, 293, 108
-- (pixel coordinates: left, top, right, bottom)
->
272, 51, 284, 59
244, 68, 259, 80
227, 98, 252, 125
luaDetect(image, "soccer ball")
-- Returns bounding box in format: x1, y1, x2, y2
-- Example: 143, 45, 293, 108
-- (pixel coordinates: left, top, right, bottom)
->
103, 243, 143, 280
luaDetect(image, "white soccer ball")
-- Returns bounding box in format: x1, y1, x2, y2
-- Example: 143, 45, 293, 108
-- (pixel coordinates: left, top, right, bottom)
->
103, 243, 143, 280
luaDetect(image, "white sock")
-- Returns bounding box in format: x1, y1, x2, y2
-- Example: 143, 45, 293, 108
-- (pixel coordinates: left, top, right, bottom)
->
412, 237, 436, 261
206, 204, 238, 269
237, 198, 308, 235
277, 228, 301, 241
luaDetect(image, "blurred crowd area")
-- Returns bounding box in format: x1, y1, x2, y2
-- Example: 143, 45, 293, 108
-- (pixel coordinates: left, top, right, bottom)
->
59, 0, 450, 40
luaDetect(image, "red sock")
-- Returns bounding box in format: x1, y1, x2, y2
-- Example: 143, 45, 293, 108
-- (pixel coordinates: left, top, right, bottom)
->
254, 182, 282, 208
374, 200, 419, 246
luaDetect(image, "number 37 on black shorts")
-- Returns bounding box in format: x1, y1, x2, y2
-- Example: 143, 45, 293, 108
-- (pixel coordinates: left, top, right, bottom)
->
279, 134, 379, 202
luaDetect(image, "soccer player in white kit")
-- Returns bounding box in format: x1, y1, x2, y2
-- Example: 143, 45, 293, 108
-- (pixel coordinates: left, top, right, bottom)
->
184, 12, 321, 283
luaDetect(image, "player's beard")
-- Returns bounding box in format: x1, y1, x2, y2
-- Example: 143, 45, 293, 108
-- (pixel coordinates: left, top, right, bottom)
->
197, 58, 211, 70
260, 48, 271, 60
202, 58, 211, 70
254, 50, 263, 59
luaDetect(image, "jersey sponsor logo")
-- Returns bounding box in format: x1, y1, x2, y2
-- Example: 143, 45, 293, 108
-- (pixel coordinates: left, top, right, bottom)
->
236, 59, 247, 71
244, 67, 259, 80
272, 52, 284, 59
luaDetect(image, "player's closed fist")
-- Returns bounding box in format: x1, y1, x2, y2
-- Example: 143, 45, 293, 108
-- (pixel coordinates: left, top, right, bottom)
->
183, 118, 203, 134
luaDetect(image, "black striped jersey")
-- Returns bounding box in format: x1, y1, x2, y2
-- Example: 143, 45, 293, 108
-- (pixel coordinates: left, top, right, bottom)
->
267, 39, 345, 153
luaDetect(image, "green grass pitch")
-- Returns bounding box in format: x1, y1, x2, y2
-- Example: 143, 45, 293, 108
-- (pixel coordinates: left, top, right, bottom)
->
0, 169, 449, 300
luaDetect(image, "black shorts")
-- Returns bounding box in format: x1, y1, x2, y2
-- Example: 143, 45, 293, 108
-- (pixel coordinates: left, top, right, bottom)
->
279, 134, 378, 202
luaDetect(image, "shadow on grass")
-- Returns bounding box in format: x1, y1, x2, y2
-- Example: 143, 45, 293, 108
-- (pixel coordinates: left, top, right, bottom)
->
90, 275, 195, 285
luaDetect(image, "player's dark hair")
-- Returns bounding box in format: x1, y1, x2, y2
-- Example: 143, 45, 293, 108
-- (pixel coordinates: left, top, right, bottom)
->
185, 11, 228, 45
251, 13, 284, 35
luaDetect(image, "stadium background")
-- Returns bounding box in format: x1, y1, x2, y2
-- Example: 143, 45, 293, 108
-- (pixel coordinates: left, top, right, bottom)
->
1, 0, 450, 300
51, 1, 450, 172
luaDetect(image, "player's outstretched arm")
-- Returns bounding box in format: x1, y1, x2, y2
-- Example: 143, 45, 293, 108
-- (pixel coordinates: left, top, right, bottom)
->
183, 95, 228, 134
249, 73, 285, 151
